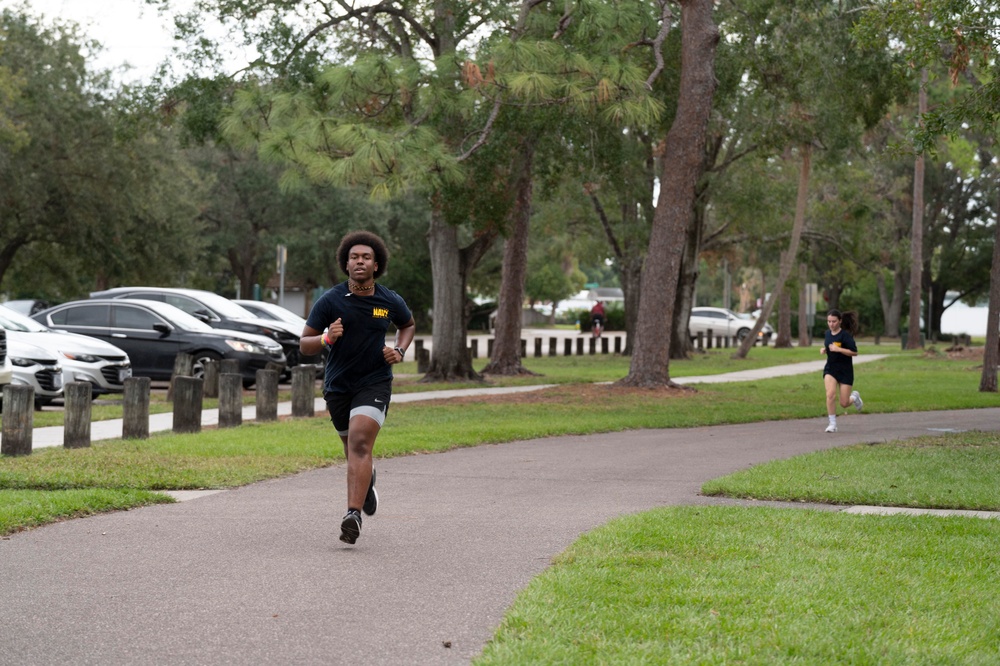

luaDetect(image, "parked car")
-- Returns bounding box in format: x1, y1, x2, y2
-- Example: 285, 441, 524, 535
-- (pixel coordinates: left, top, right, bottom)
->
33, 299, 286, 386
7, 337, 63, 407
89, 287, 310, 367
688, 307, 774, 343
3, 299, 51, 316
0, 304, 131, 399
233, 300, 307, 329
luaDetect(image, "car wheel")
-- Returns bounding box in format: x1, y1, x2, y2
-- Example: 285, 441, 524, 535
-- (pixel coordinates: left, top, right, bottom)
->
191, 351, 223, 380
736, 327, 751, 341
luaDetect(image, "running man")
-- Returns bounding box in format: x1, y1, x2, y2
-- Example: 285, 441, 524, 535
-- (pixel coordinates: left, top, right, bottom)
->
301, 230, 415, 544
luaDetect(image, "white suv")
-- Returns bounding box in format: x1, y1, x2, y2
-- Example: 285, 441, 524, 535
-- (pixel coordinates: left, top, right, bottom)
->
689, 307, 774, 343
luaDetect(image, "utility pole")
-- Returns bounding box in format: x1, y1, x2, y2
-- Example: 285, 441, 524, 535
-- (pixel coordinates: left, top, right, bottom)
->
276, 244, 287, 308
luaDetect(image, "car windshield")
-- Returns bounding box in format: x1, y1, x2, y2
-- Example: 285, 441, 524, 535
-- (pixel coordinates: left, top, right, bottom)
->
0, 305, 50, 332
253, 303, 306, 326
133, 302, 216, 332
190, 291, 259, 319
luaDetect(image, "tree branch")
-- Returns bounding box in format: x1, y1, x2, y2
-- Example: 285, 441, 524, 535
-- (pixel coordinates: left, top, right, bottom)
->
585, 189, 625, 260
457, 97, 503, 162
645, 0, 675, 90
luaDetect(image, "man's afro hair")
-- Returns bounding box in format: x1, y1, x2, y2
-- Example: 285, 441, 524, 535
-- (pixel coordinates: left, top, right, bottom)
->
337, 230, 389, 279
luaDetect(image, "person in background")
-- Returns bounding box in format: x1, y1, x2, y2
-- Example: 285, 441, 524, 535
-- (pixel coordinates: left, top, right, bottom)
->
821, 308, 863, 433
589, 300, 606, 337
300, 230, 415, 545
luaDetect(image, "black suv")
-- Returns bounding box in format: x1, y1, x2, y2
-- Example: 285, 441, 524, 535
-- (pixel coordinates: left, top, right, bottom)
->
90, 287, 316, 369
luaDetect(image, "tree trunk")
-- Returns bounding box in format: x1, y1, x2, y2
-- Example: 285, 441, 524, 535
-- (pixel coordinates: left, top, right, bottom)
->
797, 263, 811, 346
482, 140, 536, 376
907, 69, 928, 349
928, 279, 947, 342
774, 256, 792, 348
229, 244, 258, 300
979, 184, 1000, 392
673, 128, 725, 358
619, 0, 718, 388
734, 143, 812, 359
671, 190, 708, 359
877, 269, 905, 338
619, 258, 643, 356
588, 186, 647, 357
423, 210, 482, 382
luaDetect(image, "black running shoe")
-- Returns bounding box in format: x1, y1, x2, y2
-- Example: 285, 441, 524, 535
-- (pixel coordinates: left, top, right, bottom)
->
339, 510, 362, 544
363, 466, 378, 516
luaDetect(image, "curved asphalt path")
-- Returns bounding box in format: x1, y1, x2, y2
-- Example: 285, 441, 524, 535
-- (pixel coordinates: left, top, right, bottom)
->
3, 359, 999, 664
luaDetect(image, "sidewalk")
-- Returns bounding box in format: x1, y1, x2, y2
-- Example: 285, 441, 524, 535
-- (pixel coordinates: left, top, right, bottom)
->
27, 356, 888, 450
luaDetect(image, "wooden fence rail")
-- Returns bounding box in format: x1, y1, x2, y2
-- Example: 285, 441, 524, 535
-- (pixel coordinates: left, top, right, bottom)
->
0, 332, 763, 455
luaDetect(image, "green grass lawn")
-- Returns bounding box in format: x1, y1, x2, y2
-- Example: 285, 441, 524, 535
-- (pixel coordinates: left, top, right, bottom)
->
2, 345, 999, 663
475, 428, 1000, 664
476, 504, 1000, 665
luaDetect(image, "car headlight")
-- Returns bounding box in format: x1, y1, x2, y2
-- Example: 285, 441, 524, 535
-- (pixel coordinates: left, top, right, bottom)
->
11, 357, 34, 367
61, 352, 100, 363
225, 339, 269, 354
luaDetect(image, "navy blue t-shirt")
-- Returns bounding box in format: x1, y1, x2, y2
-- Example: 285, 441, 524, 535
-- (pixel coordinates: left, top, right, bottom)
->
306, 282, 412, 394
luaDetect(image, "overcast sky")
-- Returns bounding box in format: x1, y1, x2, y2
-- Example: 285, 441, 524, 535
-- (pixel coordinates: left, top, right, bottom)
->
3, 0, 251, 83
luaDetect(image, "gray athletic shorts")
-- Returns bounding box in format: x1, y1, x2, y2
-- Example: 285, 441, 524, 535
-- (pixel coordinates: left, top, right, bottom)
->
325, 380, 392, 436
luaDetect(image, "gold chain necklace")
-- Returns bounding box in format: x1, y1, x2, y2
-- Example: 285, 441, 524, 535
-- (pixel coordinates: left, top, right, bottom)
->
349, 279, 374, 294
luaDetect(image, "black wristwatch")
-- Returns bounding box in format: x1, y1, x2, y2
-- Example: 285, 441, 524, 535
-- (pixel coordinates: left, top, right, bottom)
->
394, 346, 406, 360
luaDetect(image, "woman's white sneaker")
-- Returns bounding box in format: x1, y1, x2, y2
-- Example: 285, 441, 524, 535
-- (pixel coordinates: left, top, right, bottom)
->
851, 391, 863, 412
825, 424, 838, 433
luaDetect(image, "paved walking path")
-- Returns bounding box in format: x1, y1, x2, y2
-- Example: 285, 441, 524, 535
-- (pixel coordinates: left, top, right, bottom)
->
5, 356, 1000, 665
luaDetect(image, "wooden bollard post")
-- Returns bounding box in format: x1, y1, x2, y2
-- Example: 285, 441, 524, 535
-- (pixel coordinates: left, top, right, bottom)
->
122, 376, 150, 440
469, 339, 479, 359
167, 352, 193, 402
549, 338, 557, 357
706, 329, 714, 349
487, 338, 495, 357
203, 360, 220, 399
221, 359, 240, 375
563, 339, 572, 356
291, 365, 315, 417
695, 333, 704, 350
218, 373, 242, 428
63, 382, 92, 449
614, 336, 622, 354
534, 338, 542, 358
416, 348, 430, 373
588, 337, 596, 355
520, 339, 527, 357
1, 385, 34, 456
575, 338, 584, 356
172, 376, 203, 434
601, 337, 609, 354
255, 369, 278, 422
